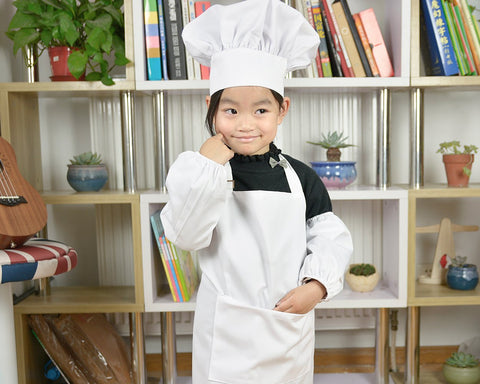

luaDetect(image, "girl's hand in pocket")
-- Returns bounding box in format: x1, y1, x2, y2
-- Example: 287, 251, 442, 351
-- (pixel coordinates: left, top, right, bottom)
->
274, 280, 327, 314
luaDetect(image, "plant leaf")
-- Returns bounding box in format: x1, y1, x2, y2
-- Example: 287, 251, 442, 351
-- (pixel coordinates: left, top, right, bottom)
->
11, 28, 40, 55
67, 50, 88, 79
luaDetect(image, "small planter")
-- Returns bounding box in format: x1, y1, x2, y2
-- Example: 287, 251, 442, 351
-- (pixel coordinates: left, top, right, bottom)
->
443, 363, 480, 384
345, 264, 380, 292
310, 161, 357, 189
48, 47, 85, 81
443, 154, 474, 188
67, 164, 108, 192
446, 264, 479, 291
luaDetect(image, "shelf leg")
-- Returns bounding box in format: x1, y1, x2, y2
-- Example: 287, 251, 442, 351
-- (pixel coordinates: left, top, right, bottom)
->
153, 91, 168, 192
161, 312, 177, 384
377, 88, 391, 189
131, 312, 147, 384
410, 88, 424, 188
405, 306, 420, 384
121, 90, 137, 192
376, 308, 390, 384
25, 45, 39, 83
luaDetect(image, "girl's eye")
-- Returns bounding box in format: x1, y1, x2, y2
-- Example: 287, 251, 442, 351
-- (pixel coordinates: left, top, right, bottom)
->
225, 108, 237, 114
256, 108, 267, 114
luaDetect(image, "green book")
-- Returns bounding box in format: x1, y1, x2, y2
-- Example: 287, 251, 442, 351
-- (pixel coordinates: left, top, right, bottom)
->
442, 0, 468, 75
453, 3, 477, 75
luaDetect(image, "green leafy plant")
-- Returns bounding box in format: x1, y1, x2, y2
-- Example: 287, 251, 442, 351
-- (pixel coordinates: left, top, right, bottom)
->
6, 0, 130, 85
437, 141, 478, 176
445, 352, 479, 368
69, 151, 103, 165
349, 263, 376, 277
307, 131, 355, 161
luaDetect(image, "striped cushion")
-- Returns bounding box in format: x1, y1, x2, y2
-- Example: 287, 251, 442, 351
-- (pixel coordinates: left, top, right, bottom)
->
0, 239, 77, 283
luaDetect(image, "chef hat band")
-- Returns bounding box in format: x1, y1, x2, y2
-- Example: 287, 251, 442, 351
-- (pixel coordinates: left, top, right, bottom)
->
182, 0, 320, 96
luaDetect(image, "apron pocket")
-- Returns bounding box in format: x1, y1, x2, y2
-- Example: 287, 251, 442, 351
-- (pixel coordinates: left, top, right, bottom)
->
208, 295, 314, 384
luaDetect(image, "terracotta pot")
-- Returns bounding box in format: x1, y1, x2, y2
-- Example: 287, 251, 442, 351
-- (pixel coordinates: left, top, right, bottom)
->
48, 47, 85, 81
443, 154, 474, 187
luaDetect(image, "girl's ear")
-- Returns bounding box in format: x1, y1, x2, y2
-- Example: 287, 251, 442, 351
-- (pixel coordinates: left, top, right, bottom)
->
277, 97, 290, 124
205, 95, 211, 108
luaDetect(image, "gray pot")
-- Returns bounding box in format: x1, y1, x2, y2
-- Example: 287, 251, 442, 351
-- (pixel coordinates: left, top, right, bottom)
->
67, 164, 108, 192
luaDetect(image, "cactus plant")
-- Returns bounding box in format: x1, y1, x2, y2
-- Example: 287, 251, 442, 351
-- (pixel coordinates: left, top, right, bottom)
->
349, 263, 376, 277
445, 352, 479, 368
69, 152, 103, 166
307, 131, 354, 162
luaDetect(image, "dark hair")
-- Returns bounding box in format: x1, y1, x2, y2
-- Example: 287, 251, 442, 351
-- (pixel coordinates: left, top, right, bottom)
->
205, 89, 285, 136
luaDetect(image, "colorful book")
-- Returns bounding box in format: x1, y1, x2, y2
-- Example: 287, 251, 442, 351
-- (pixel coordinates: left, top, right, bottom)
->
322, 0, 353, 77
442, 0, 468, 75
187, 0, 201, 79
353, 13, 379, 77
162, 0, 188, 79
336, 0, 372, 77
331, 0, 365, 77
451, 1, 477, 74
312, 0, 333, 77
157, 0, 169, 80
317, 0, 342, 76
150, 210, 181, 301
181, 0, 195, 79
420, 0, 459, 76
358, 8, 394, 78
194, 1, 211, 79
303, 0, 322, 77
144, 0, 163, 80
457, 0, 480, 73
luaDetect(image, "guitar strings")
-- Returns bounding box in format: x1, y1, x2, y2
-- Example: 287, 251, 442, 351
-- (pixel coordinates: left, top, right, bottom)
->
0, 159, 19, 203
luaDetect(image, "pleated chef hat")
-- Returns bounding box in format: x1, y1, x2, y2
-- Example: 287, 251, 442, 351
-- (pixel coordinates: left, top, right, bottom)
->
182, 0, 320, 96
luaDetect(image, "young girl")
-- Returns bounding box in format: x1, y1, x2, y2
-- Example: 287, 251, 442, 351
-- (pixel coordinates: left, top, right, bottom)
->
161, 1, 353, 382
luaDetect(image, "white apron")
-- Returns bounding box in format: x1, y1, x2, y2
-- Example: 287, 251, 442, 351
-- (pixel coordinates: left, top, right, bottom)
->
193, 156, 315, 384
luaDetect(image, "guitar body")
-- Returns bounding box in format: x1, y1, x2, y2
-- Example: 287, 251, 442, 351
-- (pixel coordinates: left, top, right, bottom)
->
0, 137, 47, 249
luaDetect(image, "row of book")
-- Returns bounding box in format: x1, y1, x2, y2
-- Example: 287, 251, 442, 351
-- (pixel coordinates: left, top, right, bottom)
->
294, 0, 394, 78
150, 209, 199, 302
143, 0, 394, 81
144, 0, 211, 80
421, 0, 480, 76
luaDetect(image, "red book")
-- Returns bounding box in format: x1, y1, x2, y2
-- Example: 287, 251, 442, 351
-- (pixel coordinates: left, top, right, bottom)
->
322, 0, 354, 77
353, 13, 380, 77
194, 1, 211, 79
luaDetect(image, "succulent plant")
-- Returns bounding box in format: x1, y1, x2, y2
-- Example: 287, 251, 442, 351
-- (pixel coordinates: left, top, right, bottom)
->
449, 255, 468, 268
445, 352, 479, 368
69, 151, 103, 165
349, 263, 376, 277
307, 131, 354, 161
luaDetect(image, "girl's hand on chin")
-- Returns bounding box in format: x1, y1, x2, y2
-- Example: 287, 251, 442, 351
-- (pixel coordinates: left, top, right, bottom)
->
200, 133, 234, 165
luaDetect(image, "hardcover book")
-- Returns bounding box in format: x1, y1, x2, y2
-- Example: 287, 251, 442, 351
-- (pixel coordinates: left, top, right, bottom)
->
144, 0, 163, 80
318, 0, 342, 76
312, 0, 333, 77
157, 0, 169, 79
450, 1, 477, 74
194, 1, 211, 79
358, 8, 394, 78
457, 0, 480, 73
442, 0, 469, 75
353, 12, 379, 77
162, 0, 188, 79
421, 0, 459, 76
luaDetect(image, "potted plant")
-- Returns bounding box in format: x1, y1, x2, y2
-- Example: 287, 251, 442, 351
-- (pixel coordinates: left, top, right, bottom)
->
443, 351, 480, 384
307, 131, 357, 189
67, 151, 108, 192
6, 0, 130, 85
437, 141, 478, 187
345, 263, 380, 293
446, 255, 479, 291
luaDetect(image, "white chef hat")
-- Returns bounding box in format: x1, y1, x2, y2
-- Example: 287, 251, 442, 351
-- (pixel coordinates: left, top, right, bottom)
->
182, 0, 319, 96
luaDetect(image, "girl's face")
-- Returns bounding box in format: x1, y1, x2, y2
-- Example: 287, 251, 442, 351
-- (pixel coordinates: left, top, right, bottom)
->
207, 86, 290, 156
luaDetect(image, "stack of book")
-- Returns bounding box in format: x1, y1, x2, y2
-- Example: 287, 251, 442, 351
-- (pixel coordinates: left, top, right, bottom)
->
150, 209, 199, 302
143, 0, 211, 80
294, 0, 394, 78
421, 0, 480, 76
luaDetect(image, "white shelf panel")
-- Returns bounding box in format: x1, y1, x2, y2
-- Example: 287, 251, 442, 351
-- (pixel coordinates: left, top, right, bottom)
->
328, 186, 408, 200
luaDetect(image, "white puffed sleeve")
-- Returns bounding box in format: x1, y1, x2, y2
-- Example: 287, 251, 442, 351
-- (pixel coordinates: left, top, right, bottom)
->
160, 151, 229, 251
300, 212, 353, 300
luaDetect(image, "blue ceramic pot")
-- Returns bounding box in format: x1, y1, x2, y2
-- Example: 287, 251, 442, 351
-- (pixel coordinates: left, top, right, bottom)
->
67, 164, 108, 192
446, 264, 479, 291
310, 161, 357, 189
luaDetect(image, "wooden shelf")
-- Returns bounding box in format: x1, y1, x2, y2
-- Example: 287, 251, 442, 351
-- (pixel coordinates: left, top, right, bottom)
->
409, 283, 480, 306
41, 190, 140, 205
13, 286, 140, 314
0, 80, 135, 93
390, 370, 447, 384
408, 184, 480, 198
411, 76, 480, 89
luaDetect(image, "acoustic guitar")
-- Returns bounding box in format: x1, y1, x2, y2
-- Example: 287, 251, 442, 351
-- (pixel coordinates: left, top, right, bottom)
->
0, 137, 47, 249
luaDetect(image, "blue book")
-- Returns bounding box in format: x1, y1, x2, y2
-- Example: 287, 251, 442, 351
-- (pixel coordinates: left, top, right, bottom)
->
421, 0, 459, 76
144, 0, 163, 80
157, 0, 169, 80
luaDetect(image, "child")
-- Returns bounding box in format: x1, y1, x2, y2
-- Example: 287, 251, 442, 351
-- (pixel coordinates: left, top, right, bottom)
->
160, 0, 353, 382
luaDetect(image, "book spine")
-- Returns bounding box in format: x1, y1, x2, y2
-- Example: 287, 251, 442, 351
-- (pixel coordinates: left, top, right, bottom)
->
312, 1, 333, 77
166, 238, 190, 301
163, 0, 188, 80
442, 0, 467, 75
358, 8, 394, 78
352, 13, 379, 77
187, 0, 201, 79
194, 1, 211, 79
458, 0, 480, 73
161, 236, 183, 302
144, 0, 163, 80
421, 0, 459, 76
452, 2, 477, 74
318, 0, 342, 76
331, 1, 365, 77
181, 0, 195, 79
338, 0, 372, 77
323, 0, 352, 77
157, 0, 169, 80
303, 0, 322, 77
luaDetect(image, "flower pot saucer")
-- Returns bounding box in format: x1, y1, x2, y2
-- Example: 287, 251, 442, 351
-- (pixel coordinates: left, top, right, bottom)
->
50, 75, 84, 81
